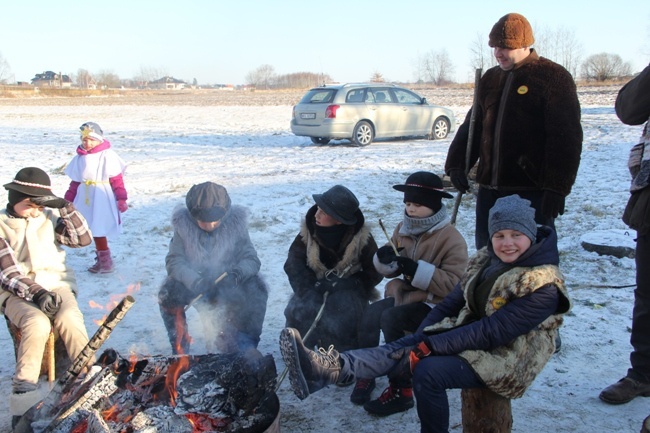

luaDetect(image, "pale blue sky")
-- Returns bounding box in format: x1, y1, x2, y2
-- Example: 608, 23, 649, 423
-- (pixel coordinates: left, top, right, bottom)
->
1, 0, 648, 85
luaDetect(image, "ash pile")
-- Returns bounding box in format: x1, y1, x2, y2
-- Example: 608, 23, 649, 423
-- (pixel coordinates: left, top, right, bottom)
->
33, 348, 278, 433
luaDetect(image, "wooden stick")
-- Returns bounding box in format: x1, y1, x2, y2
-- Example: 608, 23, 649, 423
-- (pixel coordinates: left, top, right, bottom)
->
184, 272, 228, 311
378, 219, 399, 255
47, 330, 55, 387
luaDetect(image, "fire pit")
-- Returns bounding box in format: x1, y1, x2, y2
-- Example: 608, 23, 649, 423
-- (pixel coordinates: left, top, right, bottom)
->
30, 348, 280, 433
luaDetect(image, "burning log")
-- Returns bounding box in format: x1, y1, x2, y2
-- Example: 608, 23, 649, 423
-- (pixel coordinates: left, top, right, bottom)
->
40, 349, 278, 433
15, 295, 136, 433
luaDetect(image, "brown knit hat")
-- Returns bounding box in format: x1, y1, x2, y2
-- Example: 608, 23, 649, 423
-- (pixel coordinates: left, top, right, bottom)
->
488, 13, 534, 49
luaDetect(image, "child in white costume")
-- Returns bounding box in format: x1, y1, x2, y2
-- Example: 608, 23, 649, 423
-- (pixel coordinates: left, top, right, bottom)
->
65, 122, 128, 273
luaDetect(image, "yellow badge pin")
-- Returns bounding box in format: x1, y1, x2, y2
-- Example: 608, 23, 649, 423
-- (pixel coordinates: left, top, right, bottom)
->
491, 296, 508, 309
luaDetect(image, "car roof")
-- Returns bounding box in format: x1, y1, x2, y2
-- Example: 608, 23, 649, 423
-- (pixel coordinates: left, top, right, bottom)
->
309, 83, 400, 91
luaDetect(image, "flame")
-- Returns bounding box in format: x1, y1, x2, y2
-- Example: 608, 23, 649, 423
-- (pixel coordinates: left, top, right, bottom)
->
174, 308, 192, 354
165, 356, 190, 407
101, 403, 120, 422
70, 419, 88, 433
185, 413, 231, 432
90, 283, 141, 326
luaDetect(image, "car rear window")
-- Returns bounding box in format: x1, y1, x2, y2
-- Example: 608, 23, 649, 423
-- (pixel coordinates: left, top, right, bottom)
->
299, 89, 337, 104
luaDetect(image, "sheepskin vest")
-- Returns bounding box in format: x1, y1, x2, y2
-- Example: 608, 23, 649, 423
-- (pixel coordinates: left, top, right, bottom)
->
428, 248, 569, 399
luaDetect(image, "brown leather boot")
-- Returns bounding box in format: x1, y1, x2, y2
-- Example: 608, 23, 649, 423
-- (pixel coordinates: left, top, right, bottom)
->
88, 249, 114, 273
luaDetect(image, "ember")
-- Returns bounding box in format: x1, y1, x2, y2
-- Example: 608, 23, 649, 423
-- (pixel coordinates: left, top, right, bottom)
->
37, 349, 279, 433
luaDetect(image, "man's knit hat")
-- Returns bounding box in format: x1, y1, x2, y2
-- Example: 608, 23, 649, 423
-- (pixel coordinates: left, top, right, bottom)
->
488, 13, 534, 49
313, 185, 359, 225
393, 171, 452, 212
488, 194, 537, 242
186, 182, 231, 222
80, 122, 104, 141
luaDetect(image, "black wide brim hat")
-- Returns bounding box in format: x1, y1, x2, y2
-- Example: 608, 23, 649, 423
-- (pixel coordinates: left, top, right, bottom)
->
393, 171, 453, 199
3, 167, 54, 197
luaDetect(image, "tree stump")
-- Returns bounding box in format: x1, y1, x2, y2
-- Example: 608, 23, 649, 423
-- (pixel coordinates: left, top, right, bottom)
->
641, 415, 650, 433
461, 388, 512, 433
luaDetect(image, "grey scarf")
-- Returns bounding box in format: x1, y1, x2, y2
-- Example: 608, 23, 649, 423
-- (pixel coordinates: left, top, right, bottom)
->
398, 206, 449, 236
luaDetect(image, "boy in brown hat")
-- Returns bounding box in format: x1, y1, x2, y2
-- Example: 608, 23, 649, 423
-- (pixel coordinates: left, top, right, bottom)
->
0, 167, 93, 426
351, 171, 468, 414
445, 12, 582, 250
158, 182, 268, 354
283, 185, 382, 353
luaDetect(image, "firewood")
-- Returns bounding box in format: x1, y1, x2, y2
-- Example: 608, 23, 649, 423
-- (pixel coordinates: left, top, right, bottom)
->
461, 388, 512, 433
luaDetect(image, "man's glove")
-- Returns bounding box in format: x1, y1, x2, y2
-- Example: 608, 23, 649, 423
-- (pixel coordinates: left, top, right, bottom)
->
408, 340, 432, 372
32, 289, 62, 318
376, 245, 403, 264
449, 169, 469, 194
117, 200, 128, 212
395, 257, 418, 279
31, 195, 69, 209
541, 190, 565, 219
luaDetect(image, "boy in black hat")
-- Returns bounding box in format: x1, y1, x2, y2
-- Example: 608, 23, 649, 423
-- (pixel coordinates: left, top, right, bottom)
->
0, 167, 93, 426
351, 171, 468, 414
158, 182, 268, 354
283, 185, 382, 354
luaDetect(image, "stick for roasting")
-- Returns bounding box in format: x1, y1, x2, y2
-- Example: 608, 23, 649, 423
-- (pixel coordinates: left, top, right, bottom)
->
275, 291, 330, 392
184, 272, 228, 312
451, 68, 482, 225
378, 219, 399, 255
15, 295, 136, 433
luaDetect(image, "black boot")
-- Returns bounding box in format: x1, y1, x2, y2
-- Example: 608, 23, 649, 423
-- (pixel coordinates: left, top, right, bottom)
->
279, 327, 341, 400
159, 304, 190, 354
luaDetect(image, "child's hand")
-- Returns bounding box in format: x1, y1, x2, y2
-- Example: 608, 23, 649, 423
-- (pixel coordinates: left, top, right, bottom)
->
117, 200, 128, 212
31, 195, 69, 209
395, 257, 418, 279
376, 245, 403, 264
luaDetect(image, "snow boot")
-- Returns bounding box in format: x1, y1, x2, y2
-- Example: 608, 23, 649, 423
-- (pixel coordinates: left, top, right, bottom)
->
363, 383, 415, 416
279, 327, 341, 400
88, 249, 114, 274
350, 378, 376, 405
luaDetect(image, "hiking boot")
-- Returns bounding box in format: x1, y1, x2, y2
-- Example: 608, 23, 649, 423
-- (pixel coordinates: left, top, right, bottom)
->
279, 327, 341, 400
350, 378, 376, 405
88, 249, 114, 274
364, 384, 414, 416
600, 377, 650, 404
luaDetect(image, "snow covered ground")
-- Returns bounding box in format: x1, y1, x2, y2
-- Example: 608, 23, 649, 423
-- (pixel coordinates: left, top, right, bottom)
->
0, 86, 646, 432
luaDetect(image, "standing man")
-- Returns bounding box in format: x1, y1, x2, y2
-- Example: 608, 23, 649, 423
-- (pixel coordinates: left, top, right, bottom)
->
600, 63, 650, 405
445, 12, 583, 249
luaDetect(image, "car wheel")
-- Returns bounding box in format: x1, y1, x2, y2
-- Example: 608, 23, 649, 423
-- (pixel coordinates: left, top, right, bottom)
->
352, 121, 374, 146
431, 117, 450, 139
311, 137, 331, 145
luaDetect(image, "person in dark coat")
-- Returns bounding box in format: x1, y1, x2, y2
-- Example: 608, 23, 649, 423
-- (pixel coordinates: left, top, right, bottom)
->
600, 63, 650, 405
445, 12, 583, 249
158, 182, 268, 354
280, 195, 571, 433
283, 185, 382, 353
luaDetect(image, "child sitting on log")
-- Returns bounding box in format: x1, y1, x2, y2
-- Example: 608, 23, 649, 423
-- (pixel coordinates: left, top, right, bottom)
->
280, 194, 571, 433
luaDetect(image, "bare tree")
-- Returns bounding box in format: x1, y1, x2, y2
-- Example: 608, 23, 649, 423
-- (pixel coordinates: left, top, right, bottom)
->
422, 49, 455, 85
133, 66, 167, 87
76, 69, 93, 88
245, 64, 276, 89
469, 32, 496, 72
0, 52, 12, 84
94, 70, 121, 89
274, 72, 332, 89
534, 25, 583, 78
370, 71, 385, 83
580, 53, 632, 81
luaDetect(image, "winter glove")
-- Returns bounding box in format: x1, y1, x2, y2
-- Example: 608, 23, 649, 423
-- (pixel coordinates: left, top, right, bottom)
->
541, 190, 565, 219
31, 195, 69, 209
408, 340, 433, 373
32, 289, 62, 318
395, 257, 418, 279
449, 169, 469, 194
376, 245, 403, 264
214, 270, 242, 291
117, 199, 128, 212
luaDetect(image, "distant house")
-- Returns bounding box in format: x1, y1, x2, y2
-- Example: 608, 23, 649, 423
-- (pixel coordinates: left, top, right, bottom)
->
31, 71, 72, 88
149, 76, 186, 90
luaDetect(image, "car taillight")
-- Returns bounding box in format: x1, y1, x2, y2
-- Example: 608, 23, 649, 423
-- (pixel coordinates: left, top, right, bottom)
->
325, 105, 340, 118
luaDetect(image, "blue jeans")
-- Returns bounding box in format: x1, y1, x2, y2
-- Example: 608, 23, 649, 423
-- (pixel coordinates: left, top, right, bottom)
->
340, 335, 484, 433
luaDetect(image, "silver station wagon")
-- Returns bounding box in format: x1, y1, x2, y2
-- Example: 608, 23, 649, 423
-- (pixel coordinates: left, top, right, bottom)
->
290, 83, 456, 146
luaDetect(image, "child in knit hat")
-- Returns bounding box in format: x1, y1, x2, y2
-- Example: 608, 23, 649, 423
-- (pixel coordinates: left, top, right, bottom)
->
157, 182, 268, 354
283, 185, 383, 355
279, 193, 571, 433
352, 171, 468, 414
64, 122, 128, 274
0, 167, 93, 427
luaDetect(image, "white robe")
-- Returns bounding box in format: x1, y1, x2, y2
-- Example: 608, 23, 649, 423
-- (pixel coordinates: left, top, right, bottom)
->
65, 148, 127, 238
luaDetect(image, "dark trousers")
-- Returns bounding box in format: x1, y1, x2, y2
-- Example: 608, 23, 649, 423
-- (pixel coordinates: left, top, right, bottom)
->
341, 335, 484, 433
475, 187, 555, 249
630, 233, 650, 381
